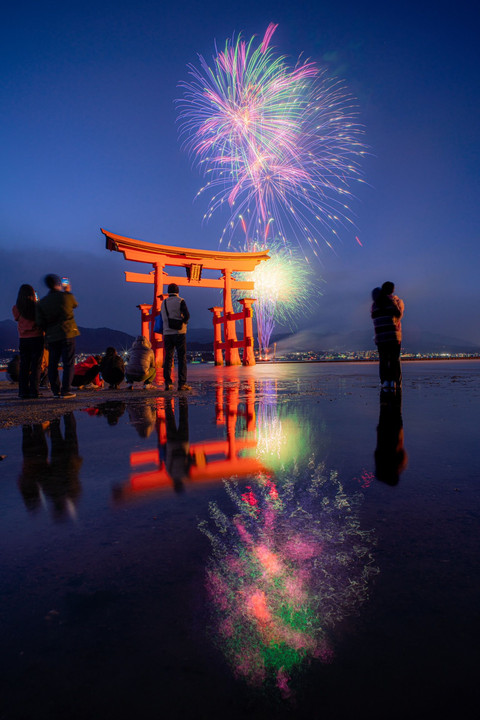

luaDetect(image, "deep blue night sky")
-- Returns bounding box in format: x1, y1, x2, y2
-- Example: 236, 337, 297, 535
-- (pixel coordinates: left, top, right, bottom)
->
1, 0, 479, 343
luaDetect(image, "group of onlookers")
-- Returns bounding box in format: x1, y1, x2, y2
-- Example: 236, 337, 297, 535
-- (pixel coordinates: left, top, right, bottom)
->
11, 275, 80, 399
71, 349, 126, 390
9, 276, 191, 399
10, 275, 128, 398
11, 274, 404, 399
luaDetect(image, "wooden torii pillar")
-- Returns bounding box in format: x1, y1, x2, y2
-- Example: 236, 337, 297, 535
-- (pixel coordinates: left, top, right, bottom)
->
102, 228, 269, 367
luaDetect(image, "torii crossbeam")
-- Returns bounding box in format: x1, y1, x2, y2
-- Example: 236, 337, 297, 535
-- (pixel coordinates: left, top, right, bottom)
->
102, 228, 269, 366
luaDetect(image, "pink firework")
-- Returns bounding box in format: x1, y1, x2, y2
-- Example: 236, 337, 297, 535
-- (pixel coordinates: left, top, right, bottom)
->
178, 23, 366, 254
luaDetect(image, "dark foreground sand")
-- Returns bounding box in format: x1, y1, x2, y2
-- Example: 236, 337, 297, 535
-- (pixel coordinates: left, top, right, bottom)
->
0, 382, 185, 429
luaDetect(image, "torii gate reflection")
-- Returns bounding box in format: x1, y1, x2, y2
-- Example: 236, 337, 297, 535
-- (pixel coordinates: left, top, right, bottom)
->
102, 228, 270, 367
114, 379, 268, 500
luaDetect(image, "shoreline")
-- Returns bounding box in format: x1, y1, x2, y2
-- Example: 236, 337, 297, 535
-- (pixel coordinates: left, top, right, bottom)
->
1, 357, 479, 430
0, 384, 176, 430
258, 355, 480, 364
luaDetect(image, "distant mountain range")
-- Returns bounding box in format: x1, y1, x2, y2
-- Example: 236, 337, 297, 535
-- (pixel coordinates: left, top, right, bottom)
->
0, 320, 136, 354
1, 319, 479, 355
0, 320, 214, 354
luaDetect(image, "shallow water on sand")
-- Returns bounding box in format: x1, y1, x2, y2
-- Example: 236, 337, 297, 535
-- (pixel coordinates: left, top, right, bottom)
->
1, 361, 479, 719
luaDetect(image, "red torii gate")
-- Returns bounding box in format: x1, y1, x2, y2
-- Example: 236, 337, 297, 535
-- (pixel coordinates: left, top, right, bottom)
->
102, 228, 269, 367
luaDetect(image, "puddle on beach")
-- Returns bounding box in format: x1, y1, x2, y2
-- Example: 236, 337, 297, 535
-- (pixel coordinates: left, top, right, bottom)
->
1, 362, 479, 719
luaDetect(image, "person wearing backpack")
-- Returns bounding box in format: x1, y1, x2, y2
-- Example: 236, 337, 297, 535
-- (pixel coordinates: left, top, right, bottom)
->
160, 283, 191, 392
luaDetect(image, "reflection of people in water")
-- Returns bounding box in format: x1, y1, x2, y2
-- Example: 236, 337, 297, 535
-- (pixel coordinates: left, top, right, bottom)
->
164, 397, 191, 493
127, 402, 156, 438
18, 413, 83, 520
95, 401, 126, 426
17, 422, 50, 512
374, 390, 408, 486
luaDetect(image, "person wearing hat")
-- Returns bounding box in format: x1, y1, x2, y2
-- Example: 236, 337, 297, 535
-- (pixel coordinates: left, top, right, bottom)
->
36, 274, 80, 398
160, 283, 191, 391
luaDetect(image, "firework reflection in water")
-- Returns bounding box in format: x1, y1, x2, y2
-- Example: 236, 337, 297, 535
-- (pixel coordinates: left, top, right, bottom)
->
199, 462, 378, 697
253, 380, 312, 471
178, 23, 366, 255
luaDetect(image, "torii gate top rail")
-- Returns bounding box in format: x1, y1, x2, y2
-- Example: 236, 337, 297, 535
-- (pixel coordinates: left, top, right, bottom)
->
102, 228, 268, 274
102, 228, 269, 366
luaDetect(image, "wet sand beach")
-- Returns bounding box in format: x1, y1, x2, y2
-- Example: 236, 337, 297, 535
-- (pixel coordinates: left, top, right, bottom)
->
1, 360, 479, 719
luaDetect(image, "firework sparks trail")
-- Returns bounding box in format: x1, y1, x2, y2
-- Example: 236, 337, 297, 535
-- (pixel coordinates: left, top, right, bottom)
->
178, 23, 366, 254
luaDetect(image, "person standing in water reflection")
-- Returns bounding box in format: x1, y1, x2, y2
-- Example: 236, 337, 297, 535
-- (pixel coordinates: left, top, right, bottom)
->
160, 283, 191, 392
371, 281, 404, 391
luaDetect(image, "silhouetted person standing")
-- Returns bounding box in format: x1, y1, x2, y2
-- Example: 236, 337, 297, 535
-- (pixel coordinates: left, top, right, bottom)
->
160, 283, 190, 392
12, 284, 44, 399
371, 281, 404, 391
36, 274, 80, 398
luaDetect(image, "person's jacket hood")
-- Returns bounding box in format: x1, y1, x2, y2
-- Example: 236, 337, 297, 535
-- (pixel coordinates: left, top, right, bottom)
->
133, 335, 152, 349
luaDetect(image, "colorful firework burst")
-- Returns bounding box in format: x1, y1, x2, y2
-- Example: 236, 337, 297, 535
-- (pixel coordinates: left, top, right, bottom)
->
178, 23, 366, 255
233, 241, 319, 355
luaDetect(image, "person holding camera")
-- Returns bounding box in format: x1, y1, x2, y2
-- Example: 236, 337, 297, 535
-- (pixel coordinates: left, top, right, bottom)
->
36, 274, 80, 399
160, 283, 191, 392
